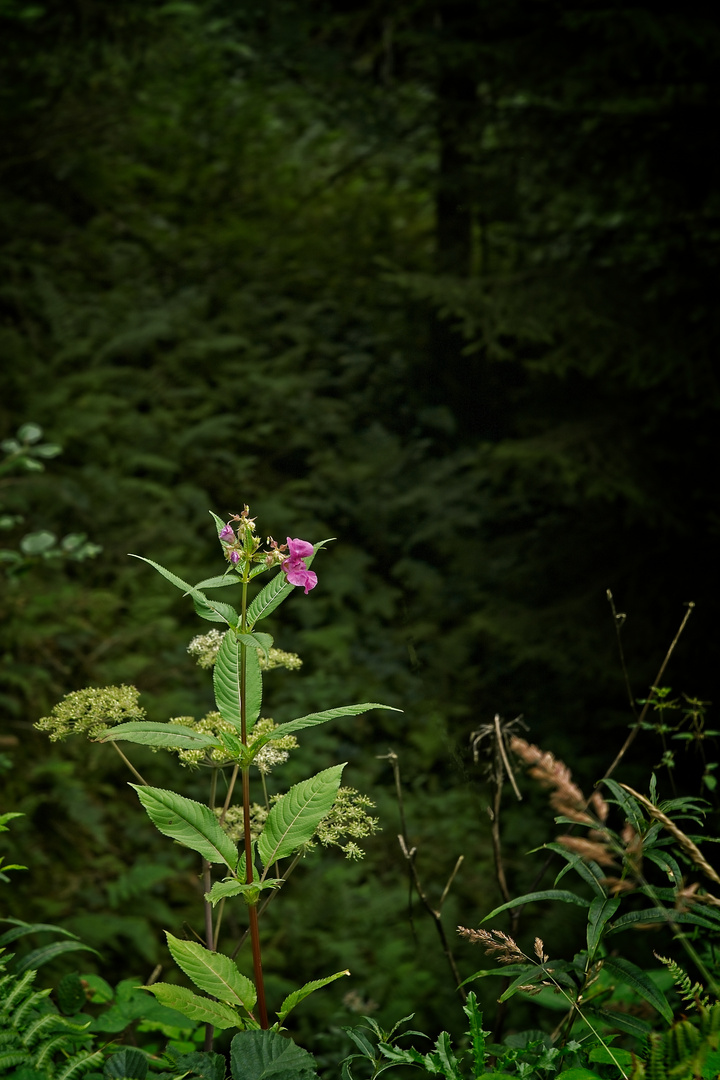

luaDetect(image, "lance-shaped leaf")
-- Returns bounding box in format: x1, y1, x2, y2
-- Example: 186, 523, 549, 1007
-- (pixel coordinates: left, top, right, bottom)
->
193, 595, 240, 627
606, 907, 720, 934
246, 541, 333, 628
144, 983, 241, 1031
214, 632, 266, 732
100, 722, 221, 751
130, 555, 238, 627
601, 956, 673, 1023
131, 785, 237, 869
214, 632, 241, 729
0, 919, 79, 948
481, 890, 590, 923
194, 573, 243, 591
258, 764, 345, 868
277, 970, 350, 1024
249, 703, 401, 755
205, 878, 283, 907
237, 632, 273, 662
166, 932, 256, 1012
586, 896, 621, 960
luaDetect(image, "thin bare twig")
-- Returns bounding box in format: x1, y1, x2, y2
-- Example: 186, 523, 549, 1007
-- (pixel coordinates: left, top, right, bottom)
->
602, 602, 695, 782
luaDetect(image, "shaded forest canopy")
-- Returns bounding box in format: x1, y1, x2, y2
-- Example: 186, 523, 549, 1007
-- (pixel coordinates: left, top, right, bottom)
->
1, 0, 719, 1043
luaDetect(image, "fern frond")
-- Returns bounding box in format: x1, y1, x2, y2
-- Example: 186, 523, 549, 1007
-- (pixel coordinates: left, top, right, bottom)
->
0, 1049, 32, 1070
654, 952, 712, 1009
35, 1033, 77, 1068
12, 985, 52, 1028
4, 968, 37, 1011
56, 1047, 106, 1080
23, 1010, 90, 1047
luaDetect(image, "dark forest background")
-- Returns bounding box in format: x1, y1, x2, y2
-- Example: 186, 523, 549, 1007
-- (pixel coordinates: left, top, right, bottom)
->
1, 0, 719, 1055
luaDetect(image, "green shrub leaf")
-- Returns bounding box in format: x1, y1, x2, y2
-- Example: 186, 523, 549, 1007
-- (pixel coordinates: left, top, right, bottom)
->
166, 932, 256, 1011
144, 983, 241, 1030
277, 969, 350, 1024
131, 785, 237, 869
229, 1030, 319, 1080
258, 765, 345, 867
100, 722, 221, 750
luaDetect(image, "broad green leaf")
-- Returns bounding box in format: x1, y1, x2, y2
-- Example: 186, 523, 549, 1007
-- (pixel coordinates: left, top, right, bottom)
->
250, 703, 401, 754
246, 643, 262, 729
0, 920, 79, 947
99, 722, 221, 750
166, 932, 256, 1011
205, 878, 283, 907
277, 969, 350, 1023
246, 571, 293, 629
214, 632, 241, 729
588, 1045, 638, 1067
601, 956, 673, 1023
131, 785, 237, 869
145, 982, 241, 1031
258, 764, 345, 868
245, 540, 332, 628
237, 631, 273, 661
481, 890, 591, 923
606, 907, 720, 934
104, 1048, 148, 1080
229, 1030, 319, 1080
586, 896, 620, 960
14, 940, 100, 973
194, 595, 240, 627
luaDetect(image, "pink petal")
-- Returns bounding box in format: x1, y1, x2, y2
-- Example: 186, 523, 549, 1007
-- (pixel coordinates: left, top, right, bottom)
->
286, 537, 314, 559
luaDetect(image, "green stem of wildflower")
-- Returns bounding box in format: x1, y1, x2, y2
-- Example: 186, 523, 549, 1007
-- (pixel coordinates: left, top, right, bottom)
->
240, 556, 268, 1029
111, 741, 149, 786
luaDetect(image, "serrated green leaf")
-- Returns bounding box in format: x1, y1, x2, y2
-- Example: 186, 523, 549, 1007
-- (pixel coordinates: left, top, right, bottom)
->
245, 541, 332, 628
99, 722, 221, 750
258, 765, 345, 867
209, 510, 228, 536
104, 1048, 148, 1080
601, 955, 673, 1023
246, 644, 262, 729
237, 632, 273, 661
250, 703, 400, 754
481, 890, 591, 923
166, 932, 256, 1011
586, 896, 620, 960
214, 631, 241, 729
277, 969, 350, 1023
193, 595, 240, 626
229, 1030, 319, 1080
131, 785, 237, 869
194, 573, 243, 590
144, 982, 241, 1030
205, 878, 283, 907
130, 555, 237, 626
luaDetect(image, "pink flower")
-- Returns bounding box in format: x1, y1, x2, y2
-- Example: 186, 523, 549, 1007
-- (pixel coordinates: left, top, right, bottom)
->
282, 536, 317, 594
286, 537, 314, 560
219, 524, 235, 541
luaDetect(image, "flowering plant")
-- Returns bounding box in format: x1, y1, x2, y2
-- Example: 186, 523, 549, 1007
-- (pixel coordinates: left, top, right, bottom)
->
36, 507, 398, 1062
